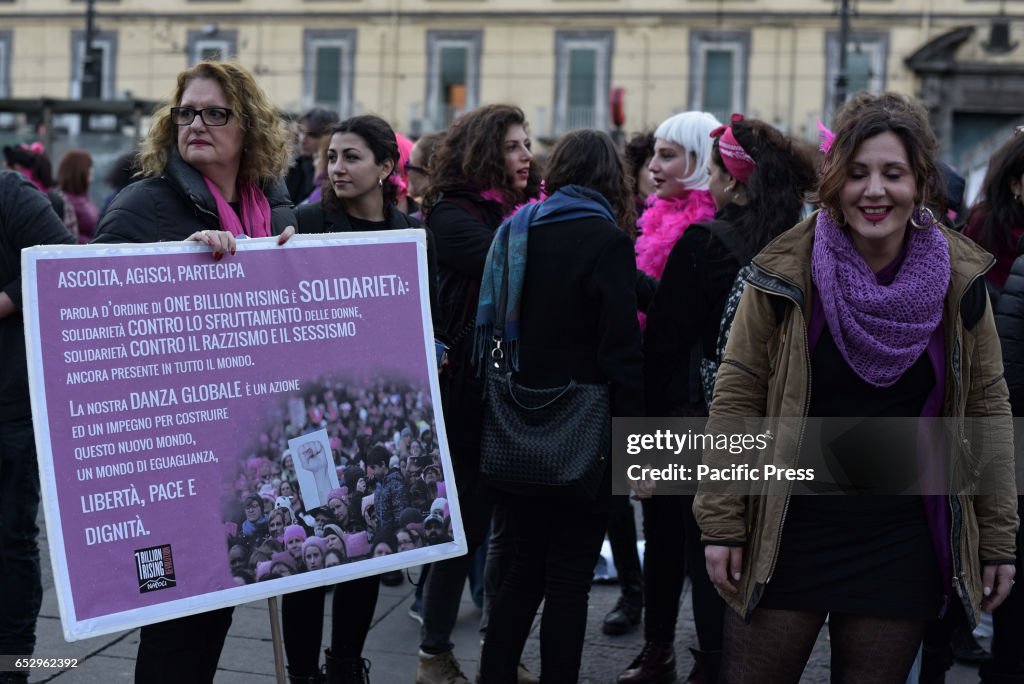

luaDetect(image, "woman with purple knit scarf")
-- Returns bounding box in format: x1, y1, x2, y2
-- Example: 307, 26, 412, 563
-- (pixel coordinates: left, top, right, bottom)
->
695, 92, 1018, 681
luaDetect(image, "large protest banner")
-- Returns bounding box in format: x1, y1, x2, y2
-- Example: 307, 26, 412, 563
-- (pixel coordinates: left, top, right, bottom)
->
22, 231, 466, 641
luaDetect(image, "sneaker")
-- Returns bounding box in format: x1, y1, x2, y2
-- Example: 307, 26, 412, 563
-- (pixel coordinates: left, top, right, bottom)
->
408, 603, 424, 625
516, 663, 540, 684
417, 650, 469, 684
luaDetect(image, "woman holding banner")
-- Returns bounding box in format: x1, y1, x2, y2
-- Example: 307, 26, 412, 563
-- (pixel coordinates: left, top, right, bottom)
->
285, 114, 438, 684
92, 60, 295, 684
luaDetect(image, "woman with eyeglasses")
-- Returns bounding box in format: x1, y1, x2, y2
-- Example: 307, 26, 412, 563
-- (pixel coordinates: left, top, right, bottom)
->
94, 60, 295, 251
92, 60, 295, 684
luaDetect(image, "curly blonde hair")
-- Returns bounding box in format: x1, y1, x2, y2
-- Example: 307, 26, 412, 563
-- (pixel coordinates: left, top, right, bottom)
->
139, 61, 292, 185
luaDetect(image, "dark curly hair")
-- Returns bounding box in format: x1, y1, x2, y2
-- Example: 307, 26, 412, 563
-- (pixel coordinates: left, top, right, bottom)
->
544, 129, 637, 238
623, 131, 655, 187
711, 117, 817, 252
967, 134, 1024, 254
321, 115, 400, 215
422, 104, 541, 215
816, 91, 944, 219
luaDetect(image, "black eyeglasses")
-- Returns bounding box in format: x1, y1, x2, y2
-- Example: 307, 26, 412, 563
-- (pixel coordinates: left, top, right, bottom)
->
171, 106, 233, 127
404, 162, 427, 174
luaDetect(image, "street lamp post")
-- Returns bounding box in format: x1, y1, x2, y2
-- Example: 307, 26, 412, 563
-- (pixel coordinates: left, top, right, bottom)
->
82, 0, 101, 100
834, 0, 851, 114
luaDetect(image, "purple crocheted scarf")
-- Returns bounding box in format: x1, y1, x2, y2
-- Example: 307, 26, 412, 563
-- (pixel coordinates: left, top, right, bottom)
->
811, 210, 950, 388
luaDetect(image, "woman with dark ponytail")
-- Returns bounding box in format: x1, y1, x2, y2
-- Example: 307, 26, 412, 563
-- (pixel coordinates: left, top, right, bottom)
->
285, 114, 440, 684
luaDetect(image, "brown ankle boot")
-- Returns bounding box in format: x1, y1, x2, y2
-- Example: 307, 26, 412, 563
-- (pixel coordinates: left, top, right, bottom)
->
617, 641, 677, 684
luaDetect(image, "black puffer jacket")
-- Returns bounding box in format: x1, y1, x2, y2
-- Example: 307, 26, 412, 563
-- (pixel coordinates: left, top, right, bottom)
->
93, 148, 295, 243
994, 253, 1024, 414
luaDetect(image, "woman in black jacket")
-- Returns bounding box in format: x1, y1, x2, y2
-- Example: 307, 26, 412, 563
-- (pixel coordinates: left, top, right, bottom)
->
963, 134, 1024, 684
477, 129, 644, 683
416, 104, 542, 682
622, 116, 815, 684
286, 113, 439, 684
91, 60, 295, 684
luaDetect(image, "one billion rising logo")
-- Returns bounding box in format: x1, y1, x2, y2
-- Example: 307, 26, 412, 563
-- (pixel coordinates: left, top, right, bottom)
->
134, 544, 177, 593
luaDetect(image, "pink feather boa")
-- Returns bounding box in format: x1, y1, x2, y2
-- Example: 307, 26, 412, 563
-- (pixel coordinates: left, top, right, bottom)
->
480, 188, 545, 220
634, 191, 717, 279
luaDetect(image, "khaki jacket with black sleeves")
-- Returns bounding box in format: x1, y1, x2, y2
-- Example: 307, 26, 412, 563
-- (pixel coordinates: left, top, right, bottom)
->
694, 211, 1019, 627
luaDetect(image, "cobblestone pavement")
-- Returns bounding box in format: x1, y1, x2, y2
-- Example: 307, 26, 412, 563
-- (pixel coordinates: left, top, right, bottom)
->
25, 508, 984, 683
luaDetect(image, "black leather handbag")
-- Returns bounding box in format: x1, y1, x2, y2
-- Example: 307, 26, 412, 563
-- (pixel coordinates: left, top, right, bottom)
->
479, 293, 611, 500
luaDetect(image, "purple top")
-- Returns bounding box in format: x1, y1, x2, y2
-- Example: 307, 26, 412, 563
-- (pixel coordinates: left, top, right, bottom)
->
808, 248, 953, 614
65, 192, 99, 244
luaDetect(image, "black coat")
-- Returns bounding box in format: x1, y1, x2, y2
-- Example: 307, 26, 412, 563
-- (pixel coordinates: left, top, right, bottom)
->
93, 148, 295, 244
285, 156, 316, 205
424, 191, 505, 477
995, 255, 1024, 415
427, 190, 506, 346
0, 172, 75, 420
643, 205, 752, 416
295, 202, 443, 333
515, 214, 645, 508
517, 215, 644, 418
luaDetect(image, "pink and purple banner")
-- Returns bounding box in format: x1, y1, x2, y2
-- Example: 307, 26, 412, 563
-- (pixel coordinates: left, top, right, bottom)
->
22, 231, 466, 641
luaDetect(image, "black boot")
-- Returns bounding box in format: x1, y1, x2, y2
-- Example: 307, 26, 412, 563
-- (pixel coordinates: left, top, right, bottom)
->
287, 672, 324, 684
685, 648, 722, 684
605, 499, 644, 636
325, 649, 371, 684
603, 591, 643, 636
617, 641, 677, 684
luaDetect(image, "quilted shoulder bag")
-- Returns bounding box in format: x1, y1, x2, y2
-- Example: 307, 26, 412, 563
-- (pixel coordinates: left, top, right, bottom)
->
479, 308, 610, 499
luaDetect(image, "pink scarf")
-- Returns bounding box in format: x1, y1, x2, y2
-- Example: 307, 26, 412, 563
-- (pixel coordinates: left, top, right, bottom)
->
480, 188, 544, 221
203, 177, 273, 238
634, 191, 717, 279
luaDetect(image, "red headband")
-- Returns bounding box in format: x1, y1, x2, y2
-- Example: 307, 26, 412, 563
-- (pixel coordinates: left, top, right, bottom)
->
710, 113, 755, 185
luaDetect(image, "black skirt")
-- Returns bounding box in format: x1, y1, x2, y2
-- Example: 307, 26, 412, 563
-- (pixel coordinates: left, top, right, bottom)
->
757, 495, 942, 619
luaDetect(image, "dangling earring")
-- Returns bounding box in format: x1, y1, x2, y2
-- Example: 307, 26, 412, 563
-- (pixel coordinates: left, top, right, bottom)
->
378, 177, 384, 188
909, 205, 936, 230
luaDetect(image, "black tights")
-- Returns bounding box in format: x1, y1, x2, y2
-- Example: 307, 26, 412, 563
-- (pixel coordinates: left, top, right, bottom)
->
281, 575, 380, 676
721, 608, 925, 684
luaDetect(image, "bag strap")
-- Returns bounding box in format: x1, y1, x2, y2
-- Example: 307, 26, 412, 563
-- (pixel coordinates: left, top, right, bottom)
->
489, 268, 511, 372
505, 374, 576, 410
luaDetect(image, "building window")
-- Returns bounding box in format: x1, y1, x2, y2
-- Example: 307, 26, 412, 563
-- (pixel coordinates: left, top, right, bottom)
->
187, 29, 238, 64
70, 30, 118, 99
425, 30, 482, 130
554, 31, 613, 134
303, 29, 357, 118
689, 30, 750, 124
824, 31, 889, 117
0, 31, 10, 98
